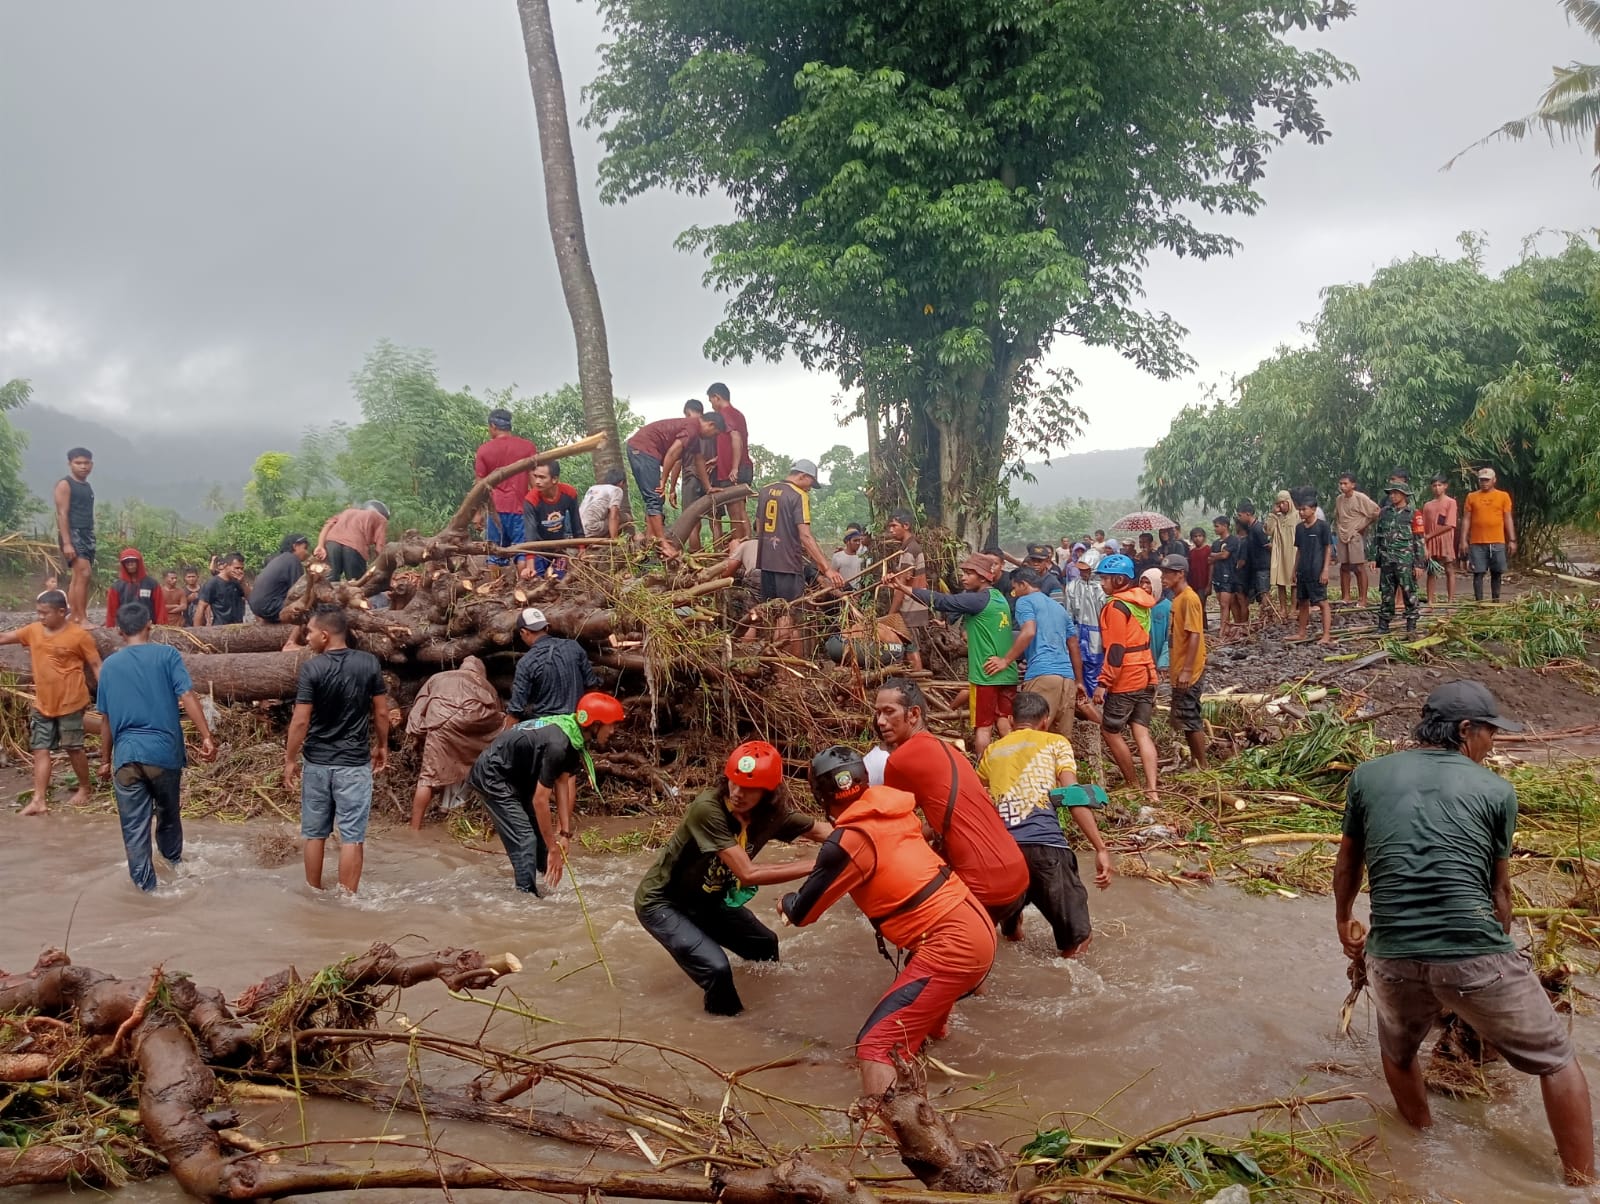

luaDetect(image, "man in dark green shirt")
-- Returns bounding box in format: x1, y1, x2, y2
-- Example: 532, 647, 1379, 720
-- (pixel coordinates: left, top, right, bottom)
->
636, 741, 831, 1016
1334, 681, 1593, 1186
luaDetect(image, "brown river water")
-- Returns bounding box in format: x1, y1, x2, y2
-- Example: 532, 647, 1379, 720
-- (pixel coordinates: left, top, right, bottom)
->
2, 812, 1596, 1203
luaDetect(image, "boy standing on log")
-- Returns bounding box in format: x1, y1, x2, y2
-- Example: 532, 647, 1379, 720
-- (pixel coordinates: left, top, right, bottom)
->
468, 692, 626, 895
53, 447, 95, 625
0, 590, 101, 815
95, 601, 217, 890
474, 407, 538, 573
284, 605, 389, 894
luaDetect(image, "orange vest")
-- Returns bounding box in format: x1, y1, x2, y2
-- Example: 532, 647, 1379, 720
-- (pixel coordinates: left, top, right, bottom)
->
1099, 585, 1157, 693
834, 786, 970, 950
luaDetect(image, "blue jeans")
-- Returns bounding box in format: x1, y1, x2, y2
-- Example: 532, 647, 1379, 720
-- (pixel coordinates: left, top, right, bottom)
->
300, 763, 373, 842
628, 447, 666, 517
485, 511, 526, 567
112, 764, 183, 892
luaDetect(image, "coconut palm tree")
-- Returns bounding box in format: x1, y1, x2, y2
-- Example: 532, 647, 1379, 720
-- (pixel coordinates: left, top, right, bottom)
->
1446, 0, 1600, 183
515, 0, 627, 491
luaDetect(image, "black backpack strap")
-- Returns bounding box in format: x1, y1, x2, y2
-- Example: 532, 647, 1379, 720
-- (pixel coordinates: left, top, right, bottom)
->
940, 741, 961, 848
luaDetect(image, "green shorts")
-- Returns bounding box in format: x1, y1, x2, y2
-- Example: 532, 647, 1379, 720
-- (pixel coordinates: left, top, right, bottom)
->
30, 708, 86, 752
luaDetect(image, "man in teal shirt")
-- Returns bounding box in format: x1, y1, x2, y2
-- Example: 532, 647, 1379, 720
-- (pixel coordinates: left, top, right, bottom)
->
1334, 681, 1593, 1186
892, 551, 1015, 754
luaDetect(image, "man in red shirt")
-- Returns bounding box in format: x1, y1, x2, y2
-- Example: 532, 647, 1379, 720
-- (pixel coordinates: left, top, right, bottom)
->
473, 408, 539, 575
708, 382, 753, 540
874, 677, 1029, 922
626, 409, 721, 546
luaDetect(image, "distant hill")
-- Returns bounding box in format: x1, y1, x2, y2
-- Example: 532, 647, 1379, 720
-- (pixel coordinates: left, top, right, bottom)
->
13, 406, 264, 525
1010, 447, 1147, 506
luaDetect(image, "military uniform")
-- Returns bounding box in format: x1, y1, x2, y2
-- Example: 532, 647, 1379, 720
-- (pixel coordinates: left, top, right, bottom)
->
1373, 480, 1425, 633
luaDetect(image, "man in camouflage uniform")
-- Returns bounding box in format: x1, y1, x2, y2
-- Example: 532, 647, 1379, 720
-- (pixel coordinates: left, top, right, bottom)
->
1373, 478, 1425, 634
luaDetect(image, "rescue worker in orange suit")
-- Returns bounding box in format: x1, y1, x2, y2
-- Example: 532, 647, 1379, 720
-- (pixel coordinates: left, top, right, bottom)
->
779, 746, 997, 1097
635, 741, 832, 1015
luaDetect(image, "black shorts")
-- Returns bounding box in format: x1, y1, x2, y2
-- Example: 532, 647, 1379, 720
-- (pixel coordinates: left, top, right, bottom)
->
760, 570, 806, 602
60, 527, 95, 566
1004, 843, 1092, 953
1246, 569, 1270, 601
1211, 572, 1235, 596
1296, 579, 1327, 605
1169, 676, 1206, 732
1101, 685, 1155, 734
325, 540, 367, 582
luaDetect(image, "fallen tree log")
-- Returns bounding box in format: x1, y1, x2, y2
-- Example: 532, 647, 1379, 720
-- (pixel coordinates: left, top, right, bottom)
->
0, 1144, 114, 1188
90, 623, 294, 657
669, 485, 754, 547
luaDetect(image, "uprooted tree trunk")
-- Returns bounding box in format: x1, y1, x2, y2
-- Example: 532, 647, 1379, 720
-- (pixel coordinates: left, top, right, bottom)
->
872, 1058, 1010, 1193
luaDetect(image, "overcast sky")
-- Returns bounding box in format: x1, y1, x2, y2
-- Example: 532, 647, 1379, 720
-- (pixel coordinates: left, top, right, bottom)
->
1, 2, 1596, 465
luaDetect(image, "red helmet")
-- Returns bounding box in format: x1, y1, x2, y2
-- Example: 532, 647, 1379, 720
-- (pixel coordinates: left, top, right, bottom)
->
575, 692, 625, 727
725, 740, 783, 791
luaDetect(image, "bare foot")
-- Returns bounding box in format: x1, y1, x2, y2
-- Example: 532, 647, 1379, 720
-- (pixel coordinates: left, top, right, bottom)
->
1061, 936, 1094, 959
19, 798, 47, 816
65, 789, 90, 808
1002, 918, 1024, 943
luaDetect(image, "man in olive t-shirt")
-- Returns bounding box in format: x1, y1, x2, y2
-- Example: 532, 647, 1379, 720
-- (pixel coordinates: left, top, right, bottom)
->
1334, 681, 1593, 1186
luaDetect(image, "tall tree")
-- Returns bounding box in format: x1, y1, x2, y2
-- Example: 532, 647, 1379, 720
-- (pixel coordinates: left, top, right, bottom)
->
516, 0, 627, 490
1445, 0, 1600, 184
0, 379, 33, 530
588, 0, 1353, 539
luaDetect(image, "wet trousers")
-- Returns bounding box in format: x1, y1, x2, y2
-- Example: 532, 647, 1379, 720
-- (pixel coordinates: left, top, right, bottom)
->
636, 900, 779, 1015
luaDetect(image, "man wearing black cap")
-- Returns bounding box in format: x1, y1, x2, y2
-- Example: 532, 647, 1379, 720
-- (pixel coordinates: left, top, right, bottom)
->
1335, 681, 1593, 1186
1022, 543, 1065, 599
474, 408, 538, 575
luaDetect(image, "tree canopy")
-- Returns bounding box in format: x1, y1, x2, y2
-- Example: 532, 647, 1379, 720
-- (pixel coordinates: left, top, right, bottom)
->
1141, 234, 1600, 556
588, 0, 1353, 539
0, 379, 34, 532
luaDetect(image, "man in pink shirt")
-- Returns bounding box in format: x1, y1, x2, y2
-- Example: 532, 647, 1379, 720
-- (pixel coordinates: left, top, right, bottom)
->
708, 382, 753, 540
473, 408, 539, 573
315, 502, 390, 581
1422, 475, 1459, 604
626, 409, 721, 546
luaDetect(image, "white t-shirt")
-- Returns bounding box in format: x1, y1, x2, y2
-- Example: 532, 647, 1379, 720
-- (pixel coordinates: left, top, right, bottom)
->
863, 746, 890, 786
579, 484, 624, 537
832, 549, 864, 585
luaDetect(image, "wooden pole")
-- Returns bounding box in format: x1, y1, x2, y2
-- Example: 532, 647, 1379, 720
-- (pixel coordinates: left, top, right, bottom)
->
447, 432, 608, 534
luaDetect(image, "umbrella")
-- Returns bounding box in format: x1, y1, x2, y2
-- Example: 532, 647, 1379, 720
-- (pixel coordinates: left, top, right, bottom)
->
1110, 510, 1179, 534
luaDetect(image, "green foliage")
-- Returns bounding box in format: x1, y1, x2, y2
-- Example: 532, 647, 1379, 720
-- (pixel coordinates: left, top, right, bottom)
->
0, 380, 33, 530
246, 451, 295, 518
1444, 0, 1600, 184
999, 497, 1095, 549
807, 445, 872, 540
588, 0, 1353, 535
1142, 234, 1600, 556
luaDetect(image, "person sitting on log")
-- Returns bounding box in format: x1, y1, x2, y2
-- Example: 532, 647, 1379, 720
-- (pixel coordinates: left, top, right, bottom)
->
635, 740, 830, 1015
406, 656, 510, 830
95, 601, 218, 891
468, 691, 625, 895
314, 500, 390, 582
579, 464, 627, 539
779, 746, 996, 1098
520, 462, 585, 580
284, 605, 389, 894
0, 589, 101, 815
248, 534, 311, 627
975, 691, 1112, 959
508, 607, 599, 722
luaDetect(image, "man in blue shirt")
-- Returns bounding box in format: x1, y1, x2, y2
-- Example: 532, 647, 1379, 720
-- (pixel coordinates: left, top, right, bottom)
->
96, 602, 218, 891
983, 565, 1088, 740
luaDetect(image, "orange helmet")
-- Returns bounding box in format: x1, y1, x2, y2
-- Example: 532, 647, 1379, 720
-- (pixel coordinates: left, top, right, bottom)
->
575, 692, 625, 727
725, 740, 783, 791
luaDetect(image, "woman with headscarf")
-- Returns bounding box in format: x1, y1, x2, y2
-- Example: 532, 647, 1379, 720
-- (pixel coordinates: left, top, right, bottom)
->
1142, 567, 1172, 671
406, 656, 510, 829
1266, 490, 1299, 618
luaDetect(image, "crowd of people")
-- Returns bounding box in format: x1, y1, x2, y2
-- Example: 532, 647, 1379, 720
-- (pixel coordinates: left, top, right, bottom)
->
9, 420, 1586, 1184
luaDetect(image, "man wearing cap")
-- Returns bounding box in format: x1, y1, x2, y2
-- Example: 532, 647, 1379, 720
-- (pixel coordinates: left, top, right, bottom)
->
1159, 554, 1208, 767
755, 462, 844, 652
1335, 682, 1593, 1186
1460, 467, 1516, 603
891, 551, 1017, 754
507, 607, 600, 722
474, 408, 539, 575
832, 525, 867, 588
1371, 479, 1424, 634
1022, 543, 1066, 599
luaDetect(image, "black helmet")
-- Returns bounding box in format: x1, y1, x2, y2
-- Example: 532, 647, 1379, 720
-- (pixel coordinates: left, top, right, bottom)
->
809, 745, 868, 809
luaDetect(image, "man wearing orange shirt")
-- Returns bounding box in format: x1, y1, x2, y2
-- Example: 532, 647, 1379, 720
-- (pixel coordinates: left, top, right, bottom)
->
0, 590, 102, 815
1460, 468, 1516, 603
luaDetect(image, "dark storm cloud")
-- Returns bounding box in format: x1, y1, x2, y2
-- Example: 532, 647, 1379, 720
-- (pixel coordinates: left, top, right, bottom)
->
0, 1, 1595, 458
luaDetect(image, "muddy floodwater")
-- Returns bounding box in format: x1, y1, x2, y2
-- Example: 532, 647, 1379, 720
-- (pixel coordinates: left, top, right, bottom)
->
3, 814, 1597, 1203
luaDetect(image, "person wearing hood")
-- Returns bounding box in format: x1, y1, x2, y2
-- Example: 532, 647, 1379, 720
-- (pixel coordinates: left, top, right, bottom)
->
1141, 567, 1171, 671
106, 548, 165, 628
250, 534, 312, 625
1266, 490, 1299, 618
406, 655, 510, 830
1062, 547, 1106, 695
1092, 554, 1160, 803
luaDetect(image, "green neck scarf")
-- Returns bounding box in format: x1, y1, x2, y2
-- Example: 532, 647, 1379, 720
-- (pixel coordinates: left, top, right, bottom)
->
521, 713, 597, 789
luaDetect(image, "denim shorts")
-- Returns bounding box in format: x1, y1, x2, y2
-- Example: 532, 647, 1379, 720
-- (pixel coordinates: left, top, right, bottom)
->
300, 762, 373, 842
485, 511, 526, 567
628, 446, 666, 517
1468, 543, 1509, 574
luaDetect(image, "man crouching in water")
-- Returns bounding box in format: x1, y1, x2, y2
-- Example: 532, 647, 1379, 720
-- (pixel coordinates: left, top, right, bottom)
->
778, 746, 996, 1097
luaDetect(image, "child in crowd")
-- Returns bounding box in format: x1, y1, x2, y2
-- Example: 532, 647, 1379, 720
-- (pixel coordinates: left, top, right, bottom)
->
1292, 491, 1334, 646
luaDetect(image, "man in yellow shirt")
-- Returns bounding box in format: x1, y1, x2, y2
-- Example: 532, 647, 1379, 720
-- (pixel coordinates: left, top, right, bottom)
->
1459, 468, 1516, 602
1160, 555, 1209, 768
